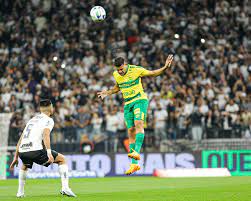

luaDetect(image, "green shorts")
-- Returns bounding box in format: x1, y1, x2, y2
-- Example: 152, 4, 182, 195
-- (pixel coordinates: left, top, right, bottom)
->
124, 99, 149, 129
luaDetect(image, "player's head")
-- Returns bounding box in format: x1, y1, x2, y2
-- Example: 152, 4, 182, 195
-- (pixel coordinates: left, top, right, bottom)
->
114, 57, 127, 76
39, 99, 53, 116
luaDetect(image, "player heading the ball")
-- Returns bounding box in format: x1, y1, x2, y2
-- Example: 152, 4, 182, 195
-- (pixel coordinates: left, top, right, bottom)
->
98, 54, 173, 175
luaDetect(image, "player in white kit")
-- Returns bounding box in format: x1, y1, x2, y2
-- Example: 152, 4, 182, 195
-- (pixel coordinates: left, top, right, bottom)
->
10, 99, 76, 198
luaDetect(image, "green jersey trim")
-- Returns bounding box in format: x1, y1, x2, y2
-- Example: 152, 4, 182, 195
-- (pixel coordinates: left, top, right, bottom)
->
123, 64, 130, 76
124, 92, 141, 102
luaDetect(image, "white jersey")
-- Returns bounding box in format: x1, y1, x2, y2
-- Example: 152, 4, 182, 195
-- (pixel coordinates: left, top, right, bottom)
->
19, 113, 54, 153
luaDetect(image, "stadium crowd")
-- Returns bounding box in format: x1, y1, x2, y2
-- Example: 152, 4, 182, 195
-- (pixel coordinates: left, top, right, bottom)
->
0, 0, 250, 149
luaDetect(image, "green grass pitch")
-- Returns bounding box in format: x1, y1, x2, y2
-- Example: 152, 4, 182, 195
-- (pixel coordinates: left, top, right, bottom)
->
0, 176, 250, 201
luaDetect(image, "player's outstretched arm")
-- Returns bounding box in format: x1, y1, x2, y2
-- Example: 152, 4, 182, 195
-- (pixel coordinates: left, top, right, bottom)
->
142, 54, 173, 77
10, 132, 24, 169
97, 84, 120, 100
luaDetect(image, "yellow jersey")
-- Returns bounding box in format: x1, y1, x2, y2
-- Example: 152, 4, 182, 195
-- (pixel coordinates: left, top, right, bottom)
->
113, 64, 150, 105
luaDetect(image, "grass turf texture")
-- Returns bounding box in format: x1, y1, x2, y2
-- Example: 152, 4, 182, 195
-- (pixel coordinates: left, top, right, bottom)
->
0, 177, 250, 201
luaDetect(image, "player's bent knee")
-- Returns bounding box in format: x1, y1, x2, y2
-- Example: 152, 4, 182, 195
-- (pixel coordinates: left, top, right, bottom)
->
22, 164, 28, 171
134, 121, 144, 132
55, 153, 66, 165
128, 127, 136, 138
135, 120, 144, 126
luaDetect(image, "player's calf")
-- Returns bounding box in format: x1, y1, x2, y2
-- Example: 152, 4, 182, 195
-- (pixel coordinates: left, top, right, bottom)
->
16, 165, 28, 198
54, 153, 76, 196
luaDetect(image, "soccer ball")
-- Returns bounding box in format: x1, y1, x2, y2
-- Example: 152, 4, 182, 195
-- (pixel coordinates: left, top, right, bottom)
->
90, 6, 106, 22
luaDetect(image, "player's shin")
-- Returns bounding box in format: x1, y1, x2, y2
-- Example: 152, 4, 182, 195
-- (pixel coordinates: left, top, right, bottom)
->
135, 133, 144, 153
58, 164, 69, 190
17, 169, 27, 196
129, 143, 138, 164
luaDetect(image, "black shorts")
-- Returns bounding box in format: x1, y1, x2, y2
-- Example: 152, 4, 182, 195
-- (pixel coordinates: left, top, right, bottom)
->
19, 149, 58, 169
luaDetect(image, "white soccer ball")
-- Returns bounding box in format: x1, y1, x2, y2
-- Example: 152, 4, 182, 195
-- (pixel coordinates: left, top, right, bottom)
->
90, 6, 106, 22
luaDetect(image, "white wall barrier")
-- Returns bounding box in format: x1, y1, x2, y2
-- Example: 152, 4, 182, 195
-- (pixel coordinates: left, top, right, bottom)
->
153, 168, 231, 178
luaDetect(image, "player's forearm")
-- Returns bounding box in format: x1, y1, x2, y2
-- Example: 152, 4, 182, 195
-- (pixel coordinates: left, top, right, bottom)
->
43, 132, 51, 150
107, 86, 120, 95
151, 66, 168, 77
14, 133, 23, 157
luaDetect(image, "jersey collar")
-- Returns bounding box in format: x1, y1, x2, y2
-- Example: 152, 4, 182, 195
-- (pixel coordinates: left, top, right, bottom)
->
123, 64, 130, 76
41, 112, 50, 117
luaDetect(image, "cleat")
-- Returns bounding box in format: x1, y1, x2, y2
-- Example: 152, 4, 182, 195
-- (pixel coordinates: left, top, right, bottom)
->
60, 188, 77, 197
16, 192, 25, 198
128, 149, 140, 160
125, 164, 140, 175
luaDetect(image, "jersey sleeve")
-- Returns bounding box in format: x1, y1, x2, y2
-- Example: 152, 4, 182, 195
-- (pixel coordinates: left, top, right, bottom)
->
132, 65, 151, 77
44, 118, 54, 132
140, 68, 151, 77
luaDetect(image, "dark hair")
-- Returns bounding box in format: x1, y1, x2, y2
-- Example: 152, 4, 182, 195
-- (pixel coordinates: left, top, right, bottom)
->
114, 57, 125, 67
40, 99, 52, 107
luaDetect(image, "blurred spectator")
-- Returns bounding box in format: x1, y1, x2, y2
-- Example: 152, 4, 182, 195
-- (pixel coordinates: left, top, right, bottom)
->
184, 97, 194, 116
244, 125, 251, 139
91, 113, 104, 142
1, 87, 11, 106
117, 107, 126, 130
23, 105, 35, 124
75, 106, 92, 142
8, 112, 24, 145
176, 103, 189, 139
22, 88, 33, 107
106, 108, 119, 152
63, 114, 76, 143
205, 102, 221, 138
189, 101, 203, 142
8, 94, 20, 112
154, 103, 168, 147
224, 99, 240, 127
0, 95, 5, 112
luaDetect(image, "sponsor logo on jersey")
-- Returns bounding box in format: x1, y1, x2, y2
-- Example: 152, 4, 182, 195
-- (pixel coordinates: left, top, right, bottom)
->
20, 142, 33, 149
123, 90, 135, 97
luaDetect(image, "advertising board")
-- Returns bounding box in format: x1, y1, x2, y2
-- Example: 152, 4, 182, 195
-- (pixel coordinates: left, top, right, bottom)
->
202, 150, 251, 176
8, 152, 197, 178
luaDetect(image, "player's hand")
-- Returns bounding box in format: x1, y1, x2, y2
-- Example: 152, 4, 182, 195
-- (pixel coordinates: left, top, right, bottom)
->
97, 90, 108, 100
10, 156, 19, 170
165, 54, 173, 68
47, 153, 54, 164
